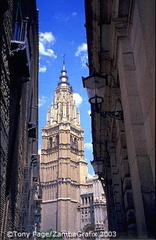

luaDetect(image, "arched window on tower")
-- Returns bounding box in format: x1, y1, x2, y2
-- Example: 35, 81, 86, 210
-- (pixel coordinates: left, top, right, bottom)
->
49, 137, 52, 148
54, 135, 59, 146
74, 137, 78, 149
70, 135, 78, 149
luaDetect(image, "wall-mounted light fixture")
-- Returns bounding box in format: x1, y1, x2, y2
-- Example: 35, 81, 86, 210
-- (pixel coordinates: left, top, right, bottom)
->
82, 70, 108, 99
89, 95, 123, 121
90, 158, 104, 176
82, 71, 123, 121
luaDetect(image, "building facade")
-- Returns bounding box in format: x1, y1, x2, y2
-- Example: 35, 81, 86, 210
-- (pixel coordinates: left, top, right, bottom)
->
83, 0, 155, 239
78, 176, 108, 234
40, 63, 107, 235
0, 0, 41, 239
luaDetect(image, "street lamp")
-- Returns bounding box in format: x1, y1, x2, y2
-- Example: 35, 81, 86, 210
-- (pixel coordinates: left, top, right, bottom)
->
90, 158, 104, 176
89, 95, 124, 121
82, 70, 108, 99
82, 71, 123, 121
91, 158, 107, 187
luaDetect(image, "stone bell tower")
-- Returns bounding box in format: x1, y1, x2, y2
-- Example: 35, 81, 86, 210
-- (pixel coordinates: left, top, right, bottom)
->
40, 62, 88, 232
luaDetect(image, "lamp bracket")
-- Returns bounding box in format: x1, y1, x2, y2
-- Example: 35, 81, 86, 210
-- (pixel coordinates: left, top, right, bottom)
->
101, 111, 123, 121
10, 42, 26, 56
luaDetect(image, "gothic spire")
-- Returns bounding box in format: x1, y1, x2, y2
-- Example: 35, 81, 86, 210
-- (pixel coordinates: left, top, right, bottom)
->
58, 57, 70, 87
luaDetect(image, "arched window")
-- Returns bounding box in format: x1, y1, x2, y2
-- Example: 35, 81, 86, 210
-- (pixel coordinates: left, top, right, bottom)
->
53, 135, 59, 147
49, 137, 52, 148
55, 135, 59, 145
70, 135, 78, 149
74, 137, 78, 148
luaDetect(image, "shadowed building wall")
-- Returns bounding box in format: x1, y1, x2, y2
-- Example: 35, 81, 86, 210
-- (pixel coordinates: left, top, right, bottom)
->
84, 0, 155, 238
0, 0, 41, 238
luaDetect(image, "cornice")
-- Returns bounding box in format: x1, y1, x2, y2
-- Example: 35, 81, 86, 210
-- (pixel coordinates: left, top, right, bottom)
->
42, 198, 78, 204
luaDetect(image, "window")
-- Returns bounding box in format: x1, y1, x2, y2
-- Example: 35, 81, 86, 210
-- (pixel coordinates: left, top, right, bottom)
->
13, 4, 28, 42
56, 135, 59, 145
74, 137, 78, 148
70, 135, 78, 149
49, 137, 52, 148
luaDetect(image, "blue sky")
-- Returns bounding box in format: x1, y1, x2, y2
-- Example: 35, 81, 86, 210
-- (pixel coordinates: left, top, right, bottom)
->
37, 0, 94, 176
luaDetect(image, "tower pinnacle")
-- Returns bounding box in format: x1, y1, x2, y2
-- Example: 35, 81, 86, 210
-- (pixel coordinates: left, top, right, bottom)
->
58, 57, 69, 87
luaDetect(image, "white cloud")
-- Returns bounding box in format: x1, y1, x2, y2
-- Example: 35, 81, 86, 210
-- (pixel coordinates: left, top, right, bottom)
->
75, 43, 87, 57
39, 42, 57, 58
39, 32, 55, 44
87, 110, 91, 115
38, 96, 47, 107
73, 93, 83, 107
84, 142, 93, 151
39, 65, 47, 73
39, 32, 57, 59
72, 12, 77, 16
80, 53, 88, 68
75, 43, 88, 68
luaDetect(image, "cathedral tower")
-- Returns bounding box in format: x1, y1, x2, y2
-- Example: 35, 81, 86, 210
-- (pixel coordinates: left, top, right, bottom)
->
40, 63, 88, 232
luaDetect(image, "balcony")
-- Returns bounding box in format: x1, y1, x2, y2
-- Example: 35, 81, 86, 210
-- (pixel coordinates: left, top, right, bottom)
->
10, 19, 31, 79
10, 39, 30, 79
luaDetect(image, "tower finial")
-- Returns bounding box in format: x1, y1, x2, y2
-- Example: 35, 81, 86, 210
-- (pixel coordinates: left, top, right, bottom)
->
58, 56, 69, 87
63, 54, 66, 66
